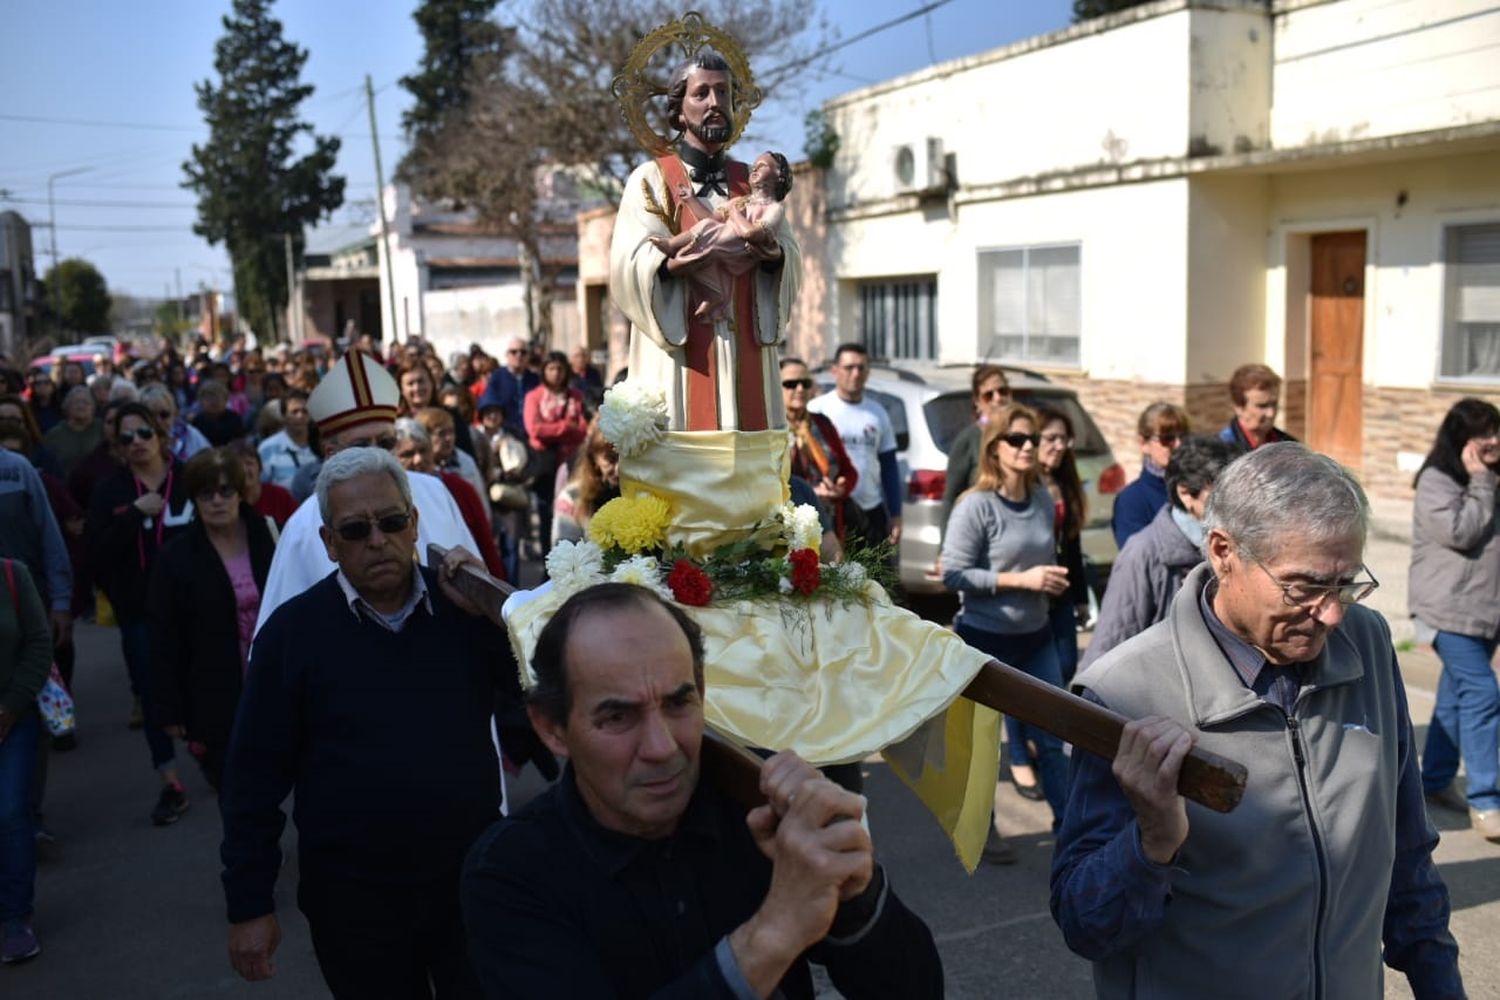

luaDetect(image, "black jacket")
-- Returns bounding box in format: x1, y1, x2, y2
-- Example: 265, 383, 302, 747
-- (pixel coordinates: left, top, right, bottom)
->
84, 461, 193, 624
146, 506, 276, 742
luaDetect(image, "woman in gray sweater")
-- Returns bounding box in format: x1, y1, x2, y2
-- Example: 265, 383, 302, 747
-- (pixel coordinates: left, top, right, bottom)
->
1411, 398, 1500, 839
942, 403, 1070, 846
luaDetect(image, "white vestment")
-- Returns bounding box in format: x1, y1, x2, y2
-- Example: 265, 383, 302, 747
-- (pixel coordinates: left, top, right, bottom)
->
253, 470, 479, 635
609, 157, 801, 431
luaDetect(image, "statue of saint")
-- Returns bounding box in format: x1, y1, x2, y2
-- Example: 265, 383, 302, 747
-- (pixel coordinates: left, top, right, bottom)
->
608, 52, 801, 433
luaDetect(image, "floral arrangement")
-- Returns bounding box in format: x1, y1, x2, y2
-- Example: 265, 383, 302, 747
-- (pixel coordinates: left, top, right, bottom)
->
545, 494, 889, 608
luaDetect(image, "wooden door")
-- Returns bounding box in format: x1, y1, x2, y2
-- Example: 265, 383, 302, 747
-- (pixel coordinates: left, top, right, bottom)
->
1308, 232, 1366, 471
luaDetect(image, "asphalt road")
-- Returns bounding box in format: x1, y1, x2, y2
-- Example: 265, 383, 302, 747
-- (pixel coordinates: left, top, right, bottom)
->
7, 620, 1500, 999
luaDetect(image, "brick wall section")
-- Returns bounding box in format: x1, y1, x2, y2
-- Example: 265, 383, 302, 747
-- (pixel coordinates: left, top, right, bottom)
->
1362, 385, 1500, 499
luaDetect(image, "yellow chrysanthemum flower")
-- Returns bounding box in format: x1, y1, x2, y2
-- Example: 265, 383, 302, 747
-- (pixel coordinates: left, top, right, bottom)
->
588, 492, 672, 553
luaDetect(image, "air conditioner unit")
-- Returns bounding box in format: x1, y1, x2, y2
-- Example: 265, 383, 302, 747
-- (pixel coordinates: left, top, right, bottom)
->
893, 137, 947, 194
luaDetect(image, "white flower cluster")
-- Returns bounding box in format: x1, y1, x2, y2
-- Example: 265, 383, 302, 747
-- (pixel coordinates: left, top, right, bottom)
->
779, 502, 823, 553
598, 379, 669, 457
545, 539, 606, 596
609, 554, 673, 600
832, 561, 867, 589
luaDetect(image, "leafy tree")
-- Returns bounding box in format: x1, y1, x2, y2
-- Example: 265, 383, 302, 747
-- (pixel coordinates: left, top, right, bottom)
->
1072, 0, 1154, 21
43, 259, 111, 334
398, 0, 833, 343
803, 109, 839, 169
399, 0, 513, 153
183, 0, 345, 343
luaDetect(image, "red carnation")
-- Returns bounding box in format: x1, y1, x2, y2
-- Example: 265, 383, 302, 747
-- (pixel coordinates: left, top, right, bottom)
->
789, 548, 821, 596
667, 559, 714, 606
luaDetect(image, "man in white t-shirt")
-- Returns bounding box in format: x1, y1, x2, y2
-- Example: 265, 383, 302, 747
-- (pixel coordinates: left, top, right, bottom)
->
257, 390, 317, 490
807, 342, 902, 550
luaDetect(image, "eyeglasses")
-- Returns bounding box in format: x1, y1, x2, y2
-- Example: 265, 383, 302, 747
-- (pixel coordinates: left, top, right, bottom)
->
781, 378, 814, 390
118, 427, 156, 443
197, 484, 237, 501
346, 435, 400, 452
1000, 432, 1040, 449
333, 510, 413, 542
980, 388, 1011, 402
1247, 553, 1380, 612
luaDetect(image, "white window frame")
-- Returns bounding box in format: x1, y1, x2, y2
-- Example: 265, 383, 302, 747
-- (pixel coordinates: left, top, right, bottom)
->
1438, 219, 1500, 385
976, 241, 1082, 369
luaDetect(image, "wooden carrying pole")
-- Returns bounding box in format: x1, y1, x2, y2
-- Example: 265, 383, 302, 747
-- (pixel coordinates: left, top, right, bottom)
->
429, 545, 1248, 816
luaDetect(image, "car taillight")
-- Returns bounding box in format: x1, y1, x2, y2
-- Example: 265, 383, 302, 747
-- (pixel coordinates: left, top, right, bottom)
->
1097, 463, 1126, 495
908, 469, 946, 501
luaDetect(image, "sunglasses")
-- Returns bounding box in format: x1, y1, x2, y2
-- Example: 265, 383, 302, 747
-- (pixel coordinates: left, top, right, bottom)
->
1151, 434, 1181, 447
980, 388, 1011, 402
781, 378, 814, 390
333, 510, 413, 542
197, 484, 237, 501
506, 348, 525, 355
118, 427, 157, 443
1000, 432, 1040, 449
346, 435, 400, 452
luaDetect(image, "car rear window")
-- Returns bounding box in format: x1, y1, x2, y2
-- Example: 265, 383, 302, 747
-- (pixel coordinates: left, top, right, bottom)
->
923, 388, 1110, 457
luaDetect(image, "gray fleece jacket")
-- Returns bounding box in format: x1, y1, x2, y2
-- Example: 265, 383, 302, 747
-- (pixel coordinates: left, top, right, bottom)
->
1409, 465, 1500, 639
1078, 504, 1201, 671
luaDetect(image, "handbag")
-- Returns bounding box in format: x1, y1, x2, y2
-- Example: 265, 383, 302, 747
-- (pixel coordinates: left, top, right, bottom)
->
2, 559, 76, 738
490, 432, 535, 511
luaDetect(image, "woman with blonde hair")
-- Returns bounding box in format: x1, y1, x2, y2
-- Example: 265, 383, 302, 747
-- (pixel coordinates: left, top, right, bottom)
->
942, 402, 1070, 860
551, 423, 621, 546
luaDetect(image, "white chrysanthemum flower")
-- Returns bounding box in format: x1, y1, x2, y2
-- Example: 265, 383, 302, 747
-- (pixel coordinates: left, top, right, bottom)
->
545, 539, 606, 595
778, 576, 795, 595
598, 380, 669, 457
609, 554, 672, 599
779, 502, 823, 553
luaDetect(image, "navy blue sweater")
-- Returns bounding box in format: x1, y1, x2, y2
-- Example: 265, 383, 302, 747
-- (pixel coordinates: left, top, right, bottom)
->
1110, 465, 1167, 550
219, 569, 519, 923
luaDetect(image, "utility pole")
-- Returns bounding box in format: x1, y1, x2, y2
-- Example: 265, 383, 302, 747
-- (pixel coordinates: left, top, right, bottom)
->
365, 74, 400, 345
46, 166, 92, 338
283, 232, 297, 345
174, 268, 183, 324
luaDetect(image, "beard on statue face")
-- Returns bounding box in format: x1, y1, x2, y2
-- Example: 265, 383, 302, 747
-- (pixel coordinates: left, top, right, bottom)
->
688, 117, 731, 147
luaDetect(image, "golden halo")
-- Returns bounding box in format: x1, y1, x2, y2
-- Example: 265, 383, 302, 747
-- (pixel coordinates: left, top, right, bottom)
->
611, 10, 762, 156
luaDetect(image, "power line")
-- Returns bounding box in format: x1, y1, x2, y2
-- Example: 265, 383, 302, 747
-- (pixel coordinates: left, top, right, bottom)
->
0, 112, 200, 133
764, 0, 956, 77
52, 223, 197, 232
1, 195, 196, 209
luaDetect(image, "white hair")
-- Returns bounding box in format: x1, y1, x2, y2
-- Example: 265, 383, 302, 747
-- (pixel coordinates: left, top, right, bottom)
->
315, 447, 414, 525
1202, 442, 1369, 562
139, 383, 173, 412
108, 379, 139, 403
393, 416, 431, 449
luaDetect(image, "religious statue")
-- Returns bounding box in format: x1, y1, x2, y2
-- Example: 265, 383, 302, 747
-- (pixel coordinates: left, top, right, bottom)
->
608, 50, 800, 433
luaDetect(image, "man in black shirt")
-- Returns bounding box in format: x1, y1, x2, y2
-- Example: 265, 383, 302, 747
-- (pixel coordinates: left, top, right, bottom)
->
221, 448, 522, 999
461, 583, 944, 999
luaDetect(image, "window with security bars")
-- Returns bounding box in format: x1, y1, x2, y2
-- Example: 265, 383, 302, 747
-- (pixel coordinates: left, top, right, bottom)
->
1442, 223, 1500, 381
858, 278, 938, 361
978, 244, 1081, 367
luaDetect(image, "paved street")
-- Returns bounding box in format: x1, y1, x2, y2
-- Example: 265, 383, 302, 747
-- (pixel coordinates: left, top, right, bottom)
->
7, 609, 1500, 998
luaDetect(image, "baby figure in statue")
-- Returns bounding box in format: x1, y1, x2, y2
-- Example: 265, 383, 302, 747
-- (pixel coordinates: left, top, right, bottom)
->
650, 150, 791, 321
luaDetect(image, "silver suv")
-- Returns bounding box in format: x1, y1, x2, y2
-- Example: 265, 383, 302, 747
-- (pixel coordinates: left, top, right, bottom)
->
812, 362, 1124, 598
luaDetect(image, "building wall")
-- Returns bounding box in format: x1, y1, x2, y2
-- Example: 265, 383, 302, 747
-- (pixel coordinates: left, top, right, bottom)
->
1185, 173, 1270, 381
1271, 0, 1500, 149
786, 164, 832, 365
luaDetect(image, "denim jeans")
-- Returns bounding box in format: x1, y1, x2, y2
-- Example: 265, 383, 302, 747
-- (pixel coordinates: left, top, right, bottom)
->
120, 621, 176, 770
0, 711, 39, 921
1050, 599, 1080, 689
1422, 631, 1500, 812
956, 621, 1070, 826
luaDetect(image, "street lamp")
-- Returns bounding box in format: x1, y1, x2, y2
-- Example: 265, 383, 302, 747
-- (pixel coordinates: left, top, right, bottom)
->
47, 166, 93, 338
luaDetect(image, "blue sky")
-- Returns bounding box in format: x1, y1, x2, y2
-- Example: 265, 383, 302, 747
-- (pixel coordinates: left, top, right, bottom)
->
0, 0, 1071, 299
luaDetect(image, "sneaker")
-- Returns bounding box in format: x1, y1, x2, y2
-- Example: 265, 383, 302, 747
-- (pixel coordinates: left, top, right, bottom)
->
1424, 782, 1468, 814
982, 826, 1018, 866
0, 919, 40, 964
1470, 807, 1500, 842
151, 784, 189, 827
128, 697, 144, 730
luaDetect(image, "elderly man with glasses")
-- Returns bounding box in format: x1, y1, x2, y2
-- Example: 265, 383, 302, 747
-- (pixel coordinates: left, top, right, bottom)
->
221, 448, 523, 998
1052, 443, 1462, 999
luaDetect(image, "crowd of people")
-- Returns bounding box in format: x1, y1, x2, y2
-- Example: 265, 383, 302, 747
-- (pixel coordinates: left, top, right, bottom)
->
0, 332, 1491, 1000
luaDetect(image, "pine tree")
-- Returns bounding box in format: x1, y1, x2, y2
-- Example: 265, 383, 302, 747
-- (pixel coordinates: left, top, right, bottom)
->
183, 0, 344, 343
399, 0, 512, 150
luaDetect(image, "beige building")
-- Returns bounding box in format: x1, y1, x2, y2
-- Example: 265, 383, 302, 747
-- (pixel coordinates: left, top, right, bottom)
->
794, 0, 1500, 497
